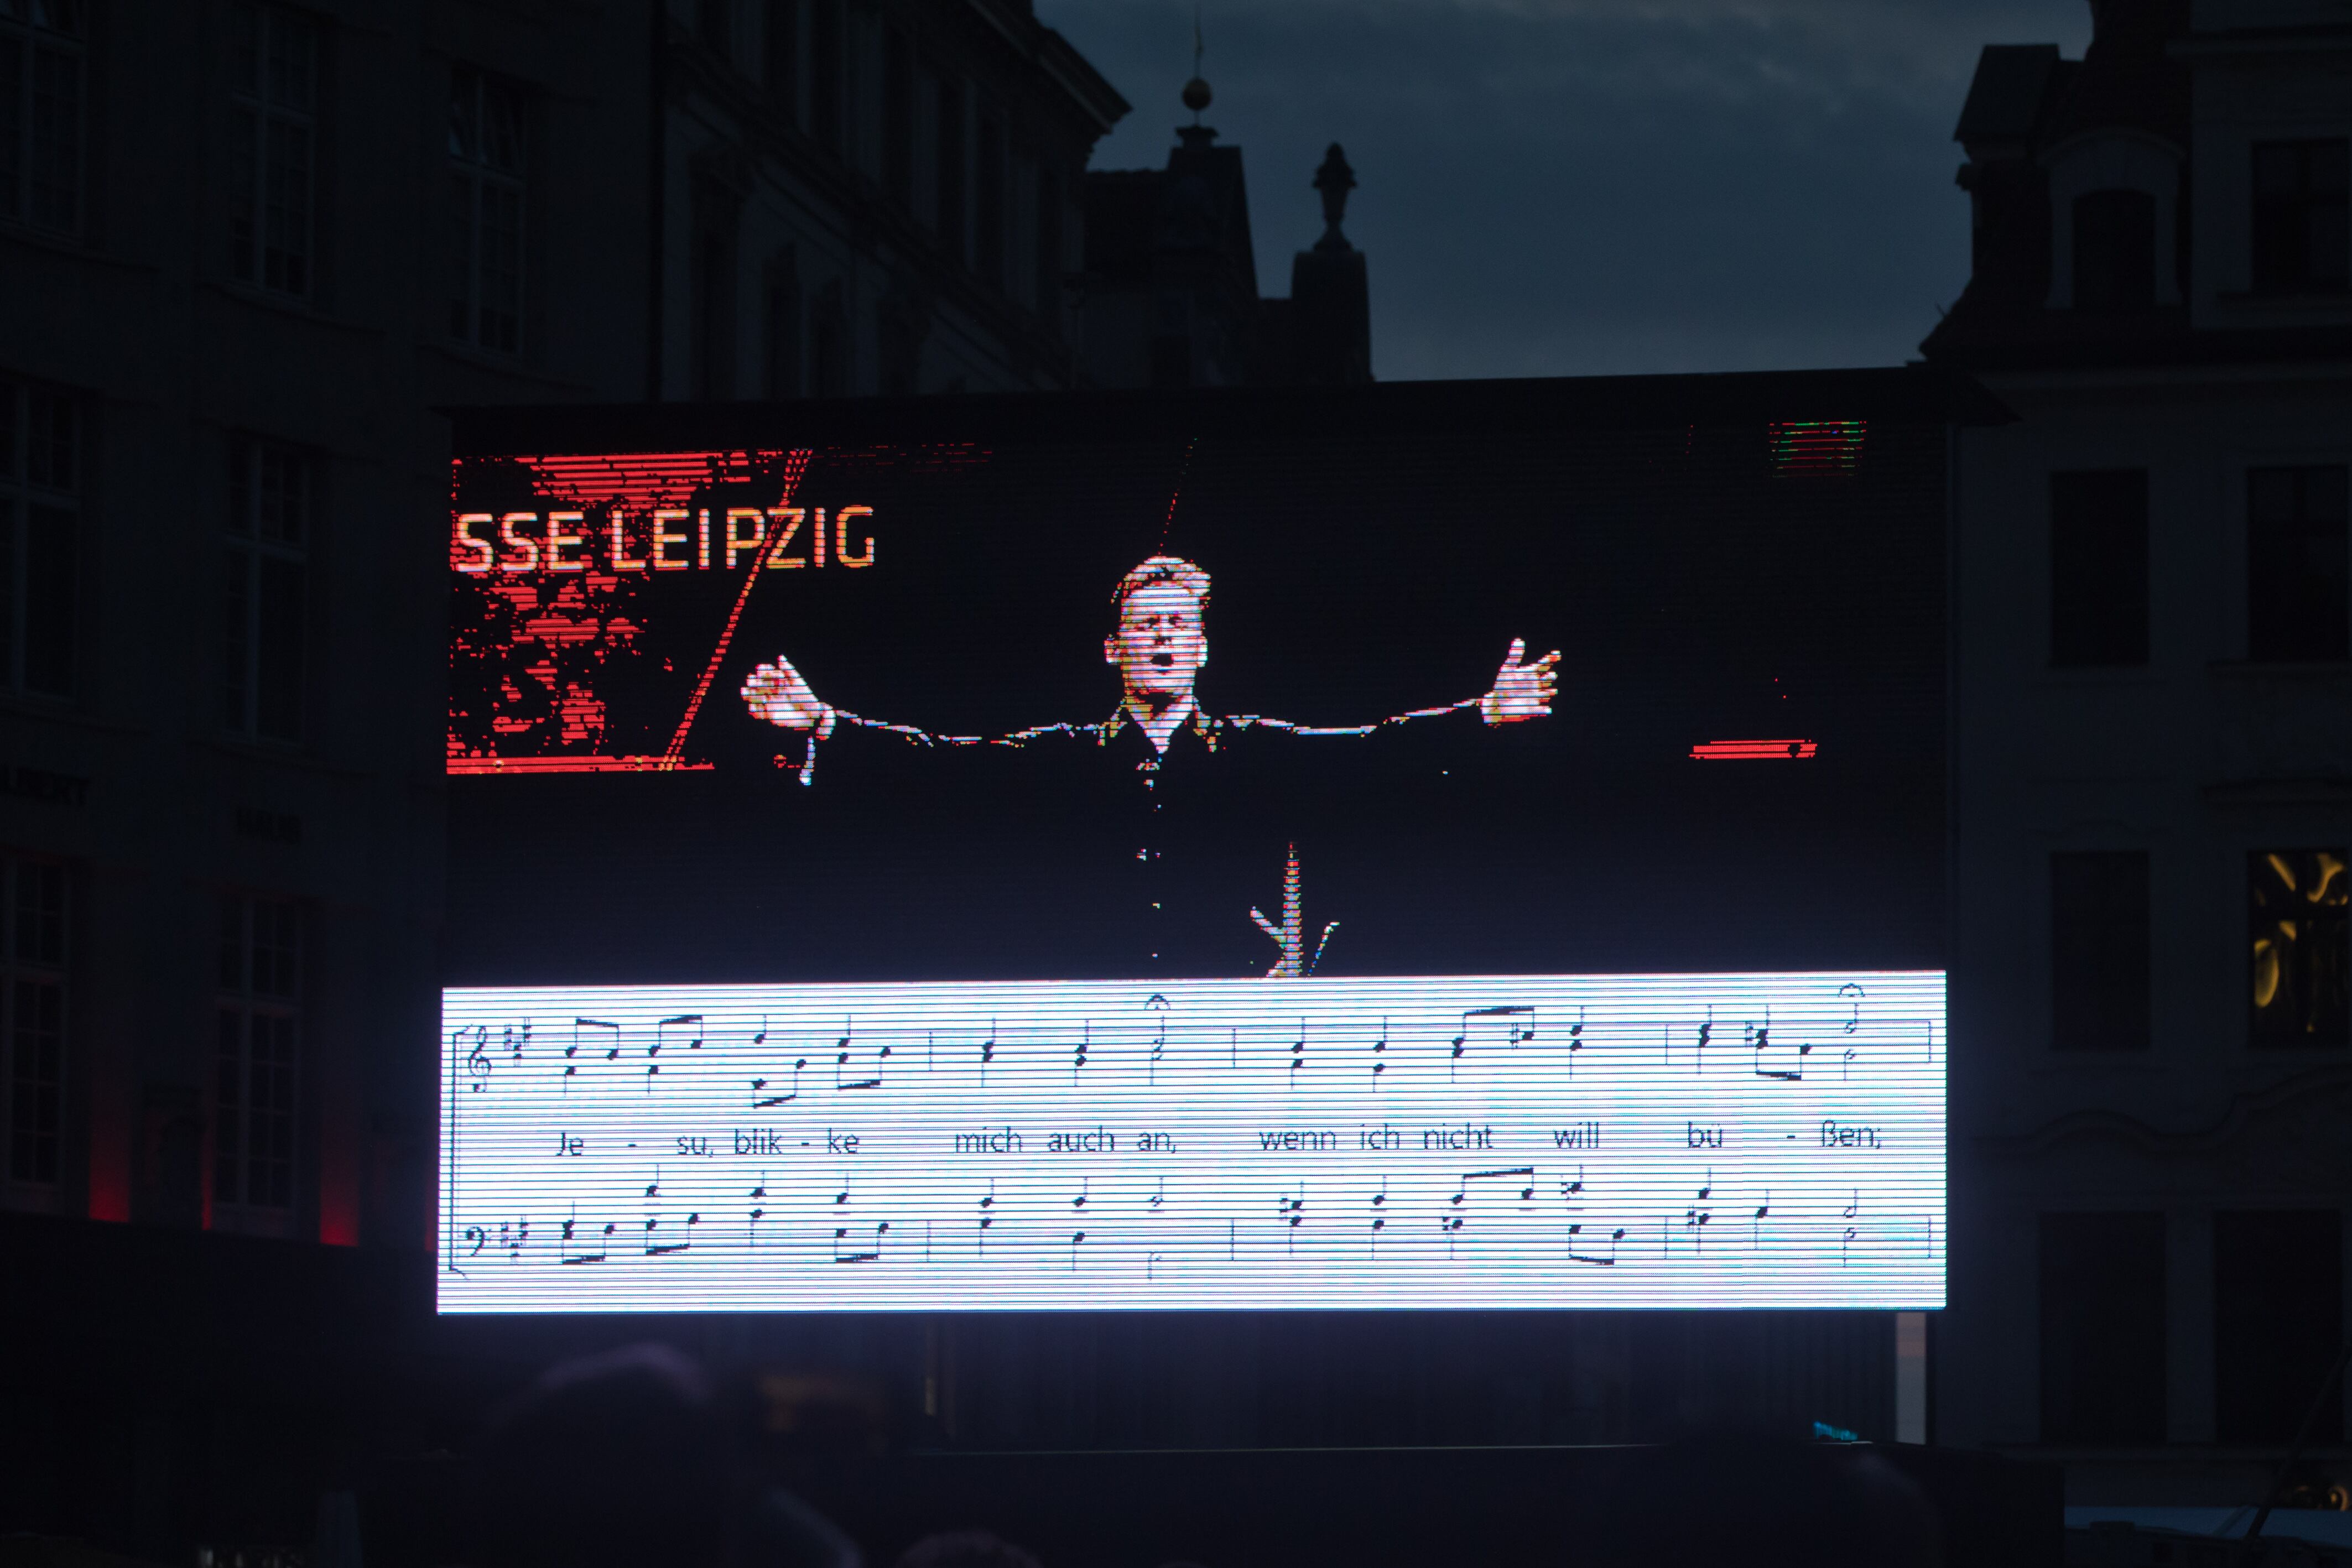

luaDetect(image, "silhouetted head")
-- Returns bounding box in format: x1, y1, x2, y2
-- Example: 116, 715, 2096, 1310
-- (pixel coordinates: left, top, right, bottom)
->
469, 1344, 736, 1568
892, 1530, 1045, 1568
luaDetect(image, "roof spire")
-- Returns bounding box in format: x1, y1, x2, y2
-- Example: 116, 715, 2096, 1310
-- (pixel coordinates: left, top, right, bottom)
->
1181, 5, 1212, 123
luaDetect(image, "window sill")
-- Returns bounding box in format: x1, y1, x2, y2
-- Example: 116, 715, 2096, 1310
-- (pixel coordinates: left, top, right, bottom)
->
205, 279, 384, 338
0, 220, 160, 270
2208, 658, 2352, 679
424, 339, 600, 392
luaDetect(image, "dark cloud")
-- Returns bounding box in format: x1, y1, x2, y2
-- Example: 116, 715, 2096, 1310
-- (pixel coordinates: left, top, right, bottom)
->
1039, 0, 2093, 379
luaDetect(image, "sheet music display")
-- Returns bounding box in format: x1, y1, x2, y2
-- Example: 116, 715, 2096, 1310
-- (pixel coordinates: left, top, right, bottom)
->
439, 971, 1944, 1313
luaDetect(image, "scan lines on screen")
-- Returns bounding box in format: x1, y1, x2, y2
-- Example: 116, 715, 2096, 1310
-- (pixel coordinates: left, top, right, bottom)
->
439, 971, 1944, 1314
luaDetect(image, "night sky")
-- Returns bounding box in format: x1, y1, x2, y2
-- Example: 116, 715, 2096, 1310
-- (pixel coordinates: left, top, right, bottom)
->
1037, 0, 2093, 381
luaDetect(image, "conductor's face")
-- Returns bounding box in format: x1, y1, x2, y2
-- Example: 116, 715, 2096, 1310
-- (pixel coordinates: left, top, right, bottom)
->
1106, 584, 1208, 702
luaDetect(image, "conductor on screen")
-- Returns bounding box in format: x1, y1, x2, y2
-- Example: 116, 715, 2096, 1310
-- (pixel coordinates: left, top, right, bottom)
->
740, 556, 1559, 977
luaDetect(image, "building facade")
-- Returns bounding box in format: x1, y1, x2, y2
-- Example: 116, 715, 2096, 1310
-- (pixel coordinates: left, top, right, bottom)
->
0, 1, 1127, 1557
1927, 0, 2352, 1506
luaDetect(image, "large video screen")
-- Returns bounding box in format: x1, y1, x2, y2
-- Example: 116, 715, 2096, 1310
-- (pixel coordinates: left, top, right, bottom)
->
440, 374, 1957, 1313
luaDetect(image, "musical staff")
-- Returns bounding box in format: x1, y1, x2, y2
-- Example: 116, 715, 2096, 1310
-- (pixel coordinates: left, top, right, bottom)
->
439, 971, 1945, 1313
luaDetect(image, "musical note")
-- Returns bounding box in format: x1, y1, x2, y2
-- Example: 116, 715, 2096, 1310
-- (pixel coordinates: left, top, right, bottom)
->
1073, 1022, 1090, 1085
1838, 982, 1864, 1033
498, 1218, 528, 1261
1693, 1009, 1714, 1074
1147, 1176, 1167, 1213
647, 1014, 704, 1092
1068, 1230, 1087, 1272
1753, 1190, 1771, 1248
1841, 1189, 1860, 1266
834, 1220, 888, 1264
566, 1018, 619, 1094
1449, 1005, 1536, 1075
1288, 1018, 1307, 1080
1464, 1166, 1538, 1204
753, 1056, 807, 1109
1278, 1182, 1307, 1254
503, 1023, 530, 1068
559, 1205, 615, 1265
1684, 1169, 1714, 1251
1071, 1177, 1090, 1212
748, 1177, 769, 1249
980, 1019, 997, 1085
1150, 1016, 1167, 1085
977, 1179, 997, 1252
834, 1020, 887, 1091
1567, 1223, 1626, 1266
1567, 1009, 1585, 1075
1371, 1017, 1390, 1082
646, 1211, 699, 1257
1750, 1015, 1811, 1081
1368, 1178, 1390, 1254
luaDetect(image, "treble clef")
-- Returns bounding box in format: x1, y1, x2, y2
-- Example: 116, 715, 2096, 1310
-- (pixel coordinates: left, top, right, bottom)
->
464, 1029, 492, 1092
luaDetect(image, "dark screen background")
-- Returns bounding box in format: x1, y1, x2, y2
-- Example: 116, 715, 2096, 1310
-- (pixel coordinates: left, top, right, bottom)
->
445, 372, 1955, 987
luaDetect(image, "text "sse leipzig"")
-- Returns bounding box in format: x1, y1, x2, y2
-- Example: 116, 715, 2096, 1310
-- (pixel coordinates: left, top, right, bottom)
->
451, 504, 877, 575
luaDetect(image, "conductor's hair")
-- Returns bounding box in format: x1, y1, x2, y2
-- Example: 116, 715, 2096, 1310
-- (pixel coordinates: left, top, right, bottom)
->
1112, 555, 1211, 615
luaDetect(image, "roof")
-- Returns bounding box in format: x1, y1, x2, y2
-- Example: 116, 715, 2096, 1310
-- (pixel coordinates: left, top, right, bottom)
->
1954, 45, 2063, 146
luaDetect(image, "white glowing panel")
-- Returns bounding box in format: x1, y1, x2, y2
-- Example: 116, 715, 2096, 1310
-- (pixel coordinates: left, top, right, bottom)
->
438, 972, 1944, 1313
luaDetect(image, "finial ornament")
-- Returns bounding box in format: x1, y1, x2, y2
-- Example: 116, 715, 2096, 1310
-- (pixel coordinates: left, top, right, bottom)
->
1313, 143, 1357, 251
1182, 6, 1211, 121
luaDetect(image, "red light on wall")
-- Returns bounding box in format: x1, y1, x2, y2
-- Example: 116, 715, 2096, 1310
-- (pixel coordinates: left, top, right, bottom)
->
1766, 420, 1865, 475
446, 755, 715, 775
1691, 739, 1819, 760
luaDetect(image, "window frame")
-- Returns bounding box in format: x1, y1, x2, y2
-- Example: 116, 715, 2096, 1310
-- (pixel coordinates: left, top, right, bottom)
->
2, 851, 67, 1198
2251, 138, 2350, 298
229, 2, 320, 300
222, 435, 312, 744
2249, 848, 2350, 1050
446, 66, 527, 356
0, 376, 79, 699
2245, 464, 2351, 665
2049, 850, 2153, 1053
214, 893, 303, 1223
0, 0, 89, 236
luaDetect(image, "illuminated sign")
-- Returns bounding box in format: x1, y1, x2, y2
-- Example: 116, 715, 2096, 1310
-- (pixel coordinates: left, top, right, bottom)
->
439, 971, 1944, 1313
443, 380, 1959, 1316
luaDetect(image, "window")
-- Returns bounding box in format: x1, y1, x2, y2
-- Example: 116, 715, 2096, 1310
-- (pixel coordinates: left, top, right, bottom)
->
691, 180, 738, 402
2249, 466, 2349, 663
2251, 850, 2348, 1048
974, 112, 1003, 290
2252, 139, 2349, 296
231, 5, 317, 298
809, 0, 841, 152
2072, 190, 2156, 311
448, 70, 524, 354
765, 0, 797, 119
222, 438, 309, 742
935, 77, 964, 264
765, 249, 801, 398
2050, 470, 2148, 666
2039, 1212, 2166, 1444
1035, 165, 1064, 332
216, 895, 299, 1212
0, 0, 86, 233
697, 0, 732, 63
3, 855, 65, 1189
2214, 1211, 2341, 1444
2052, 852, 2151, 1051
882, 28, 912, 210
809, 278, 847, 397
0, 378, 76, 697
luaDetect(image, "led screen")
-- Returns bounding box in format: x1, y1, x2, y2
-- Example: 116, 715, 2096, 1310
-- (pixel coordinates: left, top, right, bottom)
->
441, 374, 1959, 1314
443, 973, 1942, 1312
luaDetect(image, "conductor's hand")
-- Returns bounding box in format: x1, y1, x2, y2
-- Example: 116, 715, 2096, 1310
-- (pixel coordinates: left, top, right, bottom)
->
741, 655, 835, 737
1479, 639, 1560, 725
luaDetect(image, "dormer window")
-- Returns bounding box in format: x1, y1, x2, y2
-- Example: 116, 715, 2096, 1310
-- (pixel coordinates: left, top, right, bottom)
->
2073, 189, 2156, 310
2252, 139, 2349, 296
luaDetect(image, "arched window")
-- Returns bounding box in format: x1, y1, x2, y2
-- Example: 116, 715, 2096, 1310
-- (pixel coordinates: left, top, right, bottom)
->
2072, 189, 2156, 311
